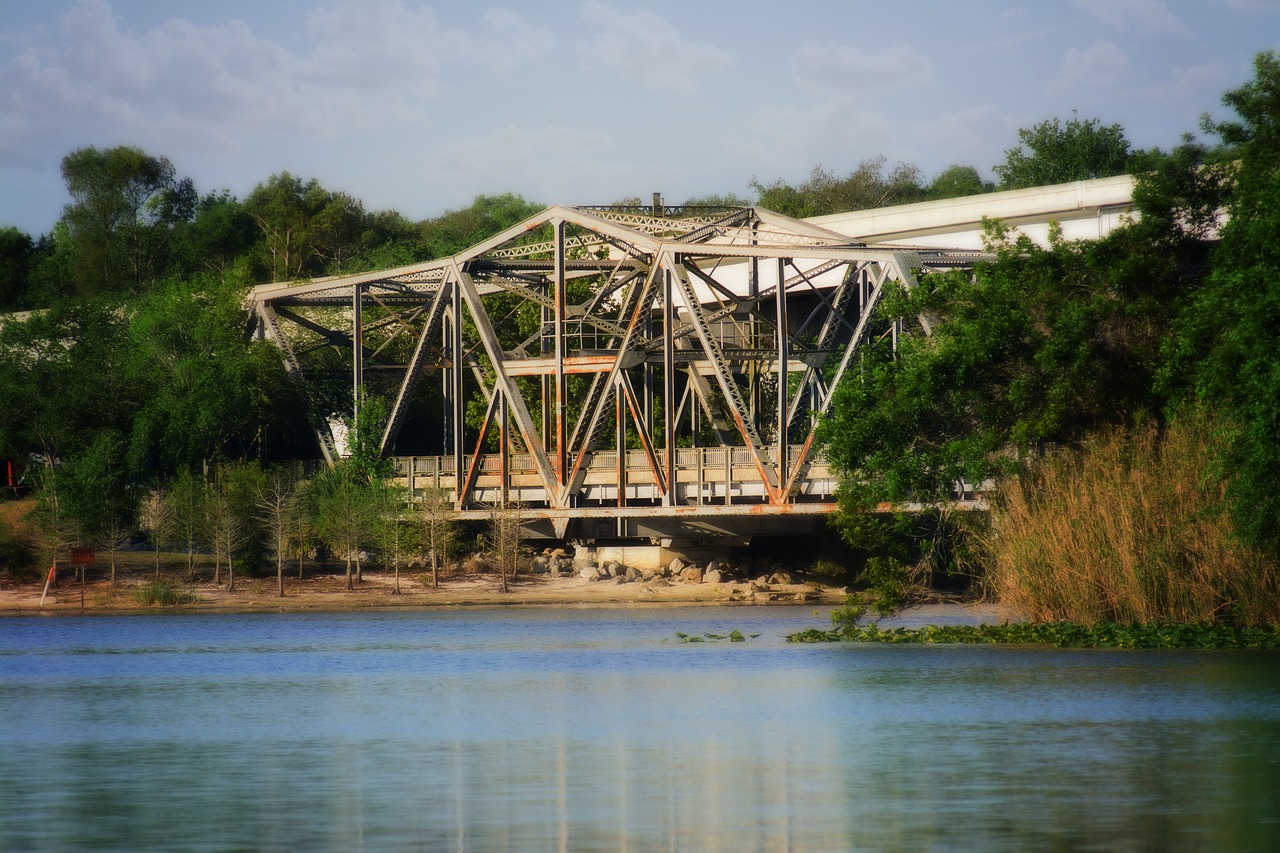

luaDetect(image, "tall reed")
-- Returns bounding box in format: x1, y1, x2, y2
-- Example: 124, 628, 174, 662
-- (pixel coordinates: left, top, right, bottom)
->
987, 414, 1279, 626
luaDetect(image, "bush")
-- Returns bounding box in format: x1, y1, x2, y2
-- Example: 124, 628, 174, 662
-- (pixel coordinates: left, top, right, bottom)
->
987, 414, 1280, 627
133, 579, 197, 606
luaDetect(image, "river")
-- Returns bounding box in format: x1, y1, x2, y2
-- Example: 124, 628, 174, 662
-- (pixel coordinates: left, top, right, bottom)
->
2, 606, 1278, 851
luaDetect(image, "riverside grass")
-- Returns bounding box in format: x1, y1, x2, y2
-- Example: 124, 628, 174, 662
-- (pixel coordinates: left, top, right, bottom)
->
786, 621, 1280, 649
986, 415, 1279, 628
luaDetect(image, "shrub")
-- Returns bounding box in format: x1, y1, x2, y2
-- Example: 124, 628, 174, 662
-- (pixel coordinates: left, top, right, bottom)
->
987, 414, 1279, 627
133, 579, 197, 607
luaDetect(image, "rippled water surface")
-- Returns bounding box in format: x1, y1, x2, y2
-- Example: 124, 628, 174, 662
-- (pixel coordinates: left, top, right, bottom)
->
2, 607, 1278, 851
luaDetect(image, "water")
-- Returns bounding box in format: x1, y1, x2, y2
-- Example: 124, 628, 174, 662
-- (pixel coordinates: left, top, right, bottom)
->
2, 607, 1278, 852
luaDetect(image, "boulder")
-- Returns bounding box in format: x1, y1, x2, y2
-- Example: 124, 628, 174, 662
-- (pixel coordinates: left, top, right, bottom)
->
769, 571, 794, 586
704, 569, 723, 585
624, 566, 643, 583
668, 557, 686, 576
680, 566, 704, 584
579, 566, 602, 582
531, 557, 549, 574
603, 560, 622, 578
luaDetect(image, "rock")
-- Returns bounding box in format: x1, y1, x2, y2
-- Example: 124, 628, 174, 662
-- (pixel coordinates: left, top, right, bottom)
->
668, 557, 686, 576
704, 569, 723, 585
649, 578, 670, 588
550, 548, 568, 559
531, 557, 549, 573
769, 571, 794, 586
624, 566, 643, 583
579, 566, 602, 582
680, 567, 704, 584
612, 575, 628, 585
603, 560, 622, 578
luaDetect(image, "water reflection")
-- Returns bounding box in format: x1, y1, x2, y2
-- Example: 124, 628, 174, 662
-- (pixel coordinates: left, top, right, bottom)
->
2, 610, 1278, 851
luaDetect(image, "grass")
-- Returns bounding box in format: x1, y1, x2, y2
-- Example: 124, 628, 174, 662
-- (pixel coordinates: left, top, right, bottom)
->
986, 414, 1279, 627
132, 579, 197, 607
786, 622, 1280, 649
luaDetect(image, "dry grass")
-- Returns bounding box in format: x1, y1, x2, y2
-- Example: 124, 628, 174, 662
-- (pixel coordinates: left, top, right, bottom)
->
987, 414, 1279, 626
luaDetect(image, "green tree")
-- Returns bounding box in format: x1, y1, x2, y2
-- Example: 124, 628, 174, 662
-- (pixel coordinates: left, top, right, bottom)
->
56, 431, 137, 584
59, 146, 195, 295
925, 165, 994, 200
750, 157, 923, 218
418, 193, 543, 259
994, 115, 1131, 190
139, 480, 176, 578
256, 465, 300, 596
171, 467, 211, 580
0, 227, 35, 311
420, 487, 458, 590
1169, 51, 1280, 556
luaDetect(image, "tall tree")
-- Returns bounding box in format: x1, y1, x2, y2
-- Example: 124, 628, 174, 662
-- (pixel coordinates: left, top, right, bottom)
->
59, 146, 195, 295
1169, 51, 1280, 556
0, 227, 35, 311
926, 165, 994, 200
257, 466, 300, 597
994, 115, 1131, 190
750, 157, 923, 218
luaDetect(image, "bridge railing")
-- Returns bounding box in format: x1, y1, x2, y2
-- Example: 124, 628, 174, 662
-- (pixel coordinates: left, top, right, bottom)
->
391, 445, 836, 509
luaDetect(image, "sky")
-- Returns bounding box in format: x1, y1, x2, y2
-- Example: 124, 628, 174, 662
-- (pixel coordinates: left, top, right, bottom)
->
1, 0, 1276, 236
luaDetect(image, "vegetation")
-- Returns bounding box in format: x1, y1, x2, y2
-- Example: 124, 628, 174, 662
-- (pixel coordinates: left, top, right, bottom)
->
786, 622, 1280, 650
816, 51, 1280, 629
132, 579, 197, 607
2, 53, 1278, 634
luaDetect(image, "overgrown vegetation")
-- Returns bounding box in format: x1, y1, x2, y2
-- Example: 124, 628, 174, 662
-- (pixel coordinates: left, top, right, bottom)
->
817, 51, 1280, 629
786, 622, 1280, 649
132, 579, 197, 607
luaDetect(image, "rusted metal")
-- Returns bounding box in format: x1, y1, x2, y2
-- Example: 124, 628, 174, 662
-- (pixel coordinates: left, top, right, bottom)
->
248, 203, 972, 539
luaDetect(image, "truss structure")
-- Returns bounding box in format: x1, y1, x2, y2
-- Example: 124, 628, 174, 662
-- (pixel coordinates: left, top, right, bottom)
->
248, 204, 973, 526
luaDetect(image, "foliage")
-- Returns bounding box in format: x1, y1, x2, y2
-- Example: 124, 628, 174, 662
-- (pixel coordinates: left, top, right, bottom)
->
420, 487, 459, 590
1167, 51, 1280, 558
786, 621, 1280, 649
925, 165, 994, 200
673, 630, 757, 643
0, 227, 36, 311
750, 157, 923, 218
132, 579, 197, 607
418, 194, 542, 260
994, 115, 1131, 189
989, 415, 1278, 627
59, 146, 196, 295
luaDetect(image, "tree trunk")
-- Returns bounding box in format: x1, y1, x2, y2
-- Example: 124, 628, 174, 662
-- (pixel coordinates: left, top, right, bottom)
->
228, 555, 235, 592
154, 544, 161, 579
345, 552, 353, 590
277, 555, 285, 597
431, 550, 439, 590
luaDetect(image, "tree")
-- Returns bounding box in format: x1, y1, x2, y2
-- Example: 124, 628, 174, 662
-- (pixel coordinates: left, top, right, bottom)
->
420, 487, 458, 590
59, 146, 195, 295
487, 503, 526, 594
418, 194, 543, 260
310, 463, 376, 590
208, 461, 264, 592
0, 227, 35, 311
1169, 51, 1280, 557
372, 483, 414, 595
994, 115, 1131, 190
750, 157, 923, 218
926, 165, 994, 200
171, 468, 211, 580
139, 481, 176, 578
257, 466, 300, 597
57, 431, 137, 585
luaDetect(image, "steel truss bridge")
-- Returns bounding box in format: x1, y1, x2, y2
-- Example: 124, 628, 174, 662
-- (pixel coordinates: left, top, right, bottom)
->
248, 203, 979, 542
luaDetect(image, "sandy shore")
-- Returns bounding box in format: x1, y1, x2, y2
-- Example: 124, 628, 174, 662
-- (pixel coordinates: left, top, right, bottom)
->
0, 564, 855, 616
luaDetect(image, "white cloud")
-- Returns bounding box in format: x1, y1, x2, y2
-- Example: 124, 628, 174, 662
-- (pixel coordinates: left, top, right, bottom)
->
578, 1, 734, 94
482, 9, 556, 72
1074, 0, 1190, 36
0, 0, 554, 163
1048, 41, 1129, 95
418, 124, 621, 203
1145, 62, 1228, 101
790, 43, 934, 95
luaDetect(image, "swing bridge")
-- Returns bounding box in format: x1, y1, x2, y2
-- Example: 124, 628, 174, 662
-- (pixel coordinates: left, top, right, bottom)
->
247, 180, 1135, 544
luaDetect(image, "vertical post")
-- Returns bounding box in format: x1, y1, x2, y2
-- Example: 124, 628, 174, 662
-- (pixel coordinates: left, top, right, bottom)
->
662, 265, 676, 506
554, 220, 567, 487
616, 389, 626, 508
776, 258, 788, 494
451, 281, 465, 504
500, 393, 509, 508
352, 283, 363, 427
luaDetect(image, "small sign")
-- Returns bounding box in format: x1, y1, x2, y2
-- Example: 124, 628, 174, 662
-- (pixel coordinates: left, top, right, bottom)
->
70, 548, 96, 566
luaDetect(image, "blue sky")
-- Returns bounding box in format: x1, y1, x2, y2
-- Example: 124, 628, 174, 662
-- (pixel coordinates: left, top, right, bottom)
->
1, 0, 1276, 236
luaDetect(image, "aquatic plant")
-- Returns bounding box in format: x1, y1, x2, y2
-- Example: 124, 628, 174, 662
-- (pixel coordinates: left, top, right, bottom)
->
133, 579, 197, 607
786, 621, 1280, 649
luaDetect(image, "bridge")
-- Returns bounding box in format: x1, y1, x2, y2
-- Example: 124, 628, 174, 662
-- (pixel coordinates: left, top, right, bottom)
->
247, 178, 1134, 547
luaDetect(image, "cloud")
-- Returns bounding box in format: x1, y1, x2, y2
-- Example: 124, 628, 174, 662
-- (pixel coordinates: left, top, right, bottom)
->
578, 1, 734, 93
0, 0, 553, 163
482, 9, 555, 72
1073, 0, 1190, 36
418, 123, 621, 203
1048, 41, 1129, 96
790, 43, 934, 95
1145, 62, 1228, 102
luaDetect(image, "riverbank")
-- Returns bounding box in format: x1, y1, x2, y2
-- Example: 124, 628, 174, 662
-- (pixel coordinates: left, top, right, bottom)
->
0, 560, 860, 615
